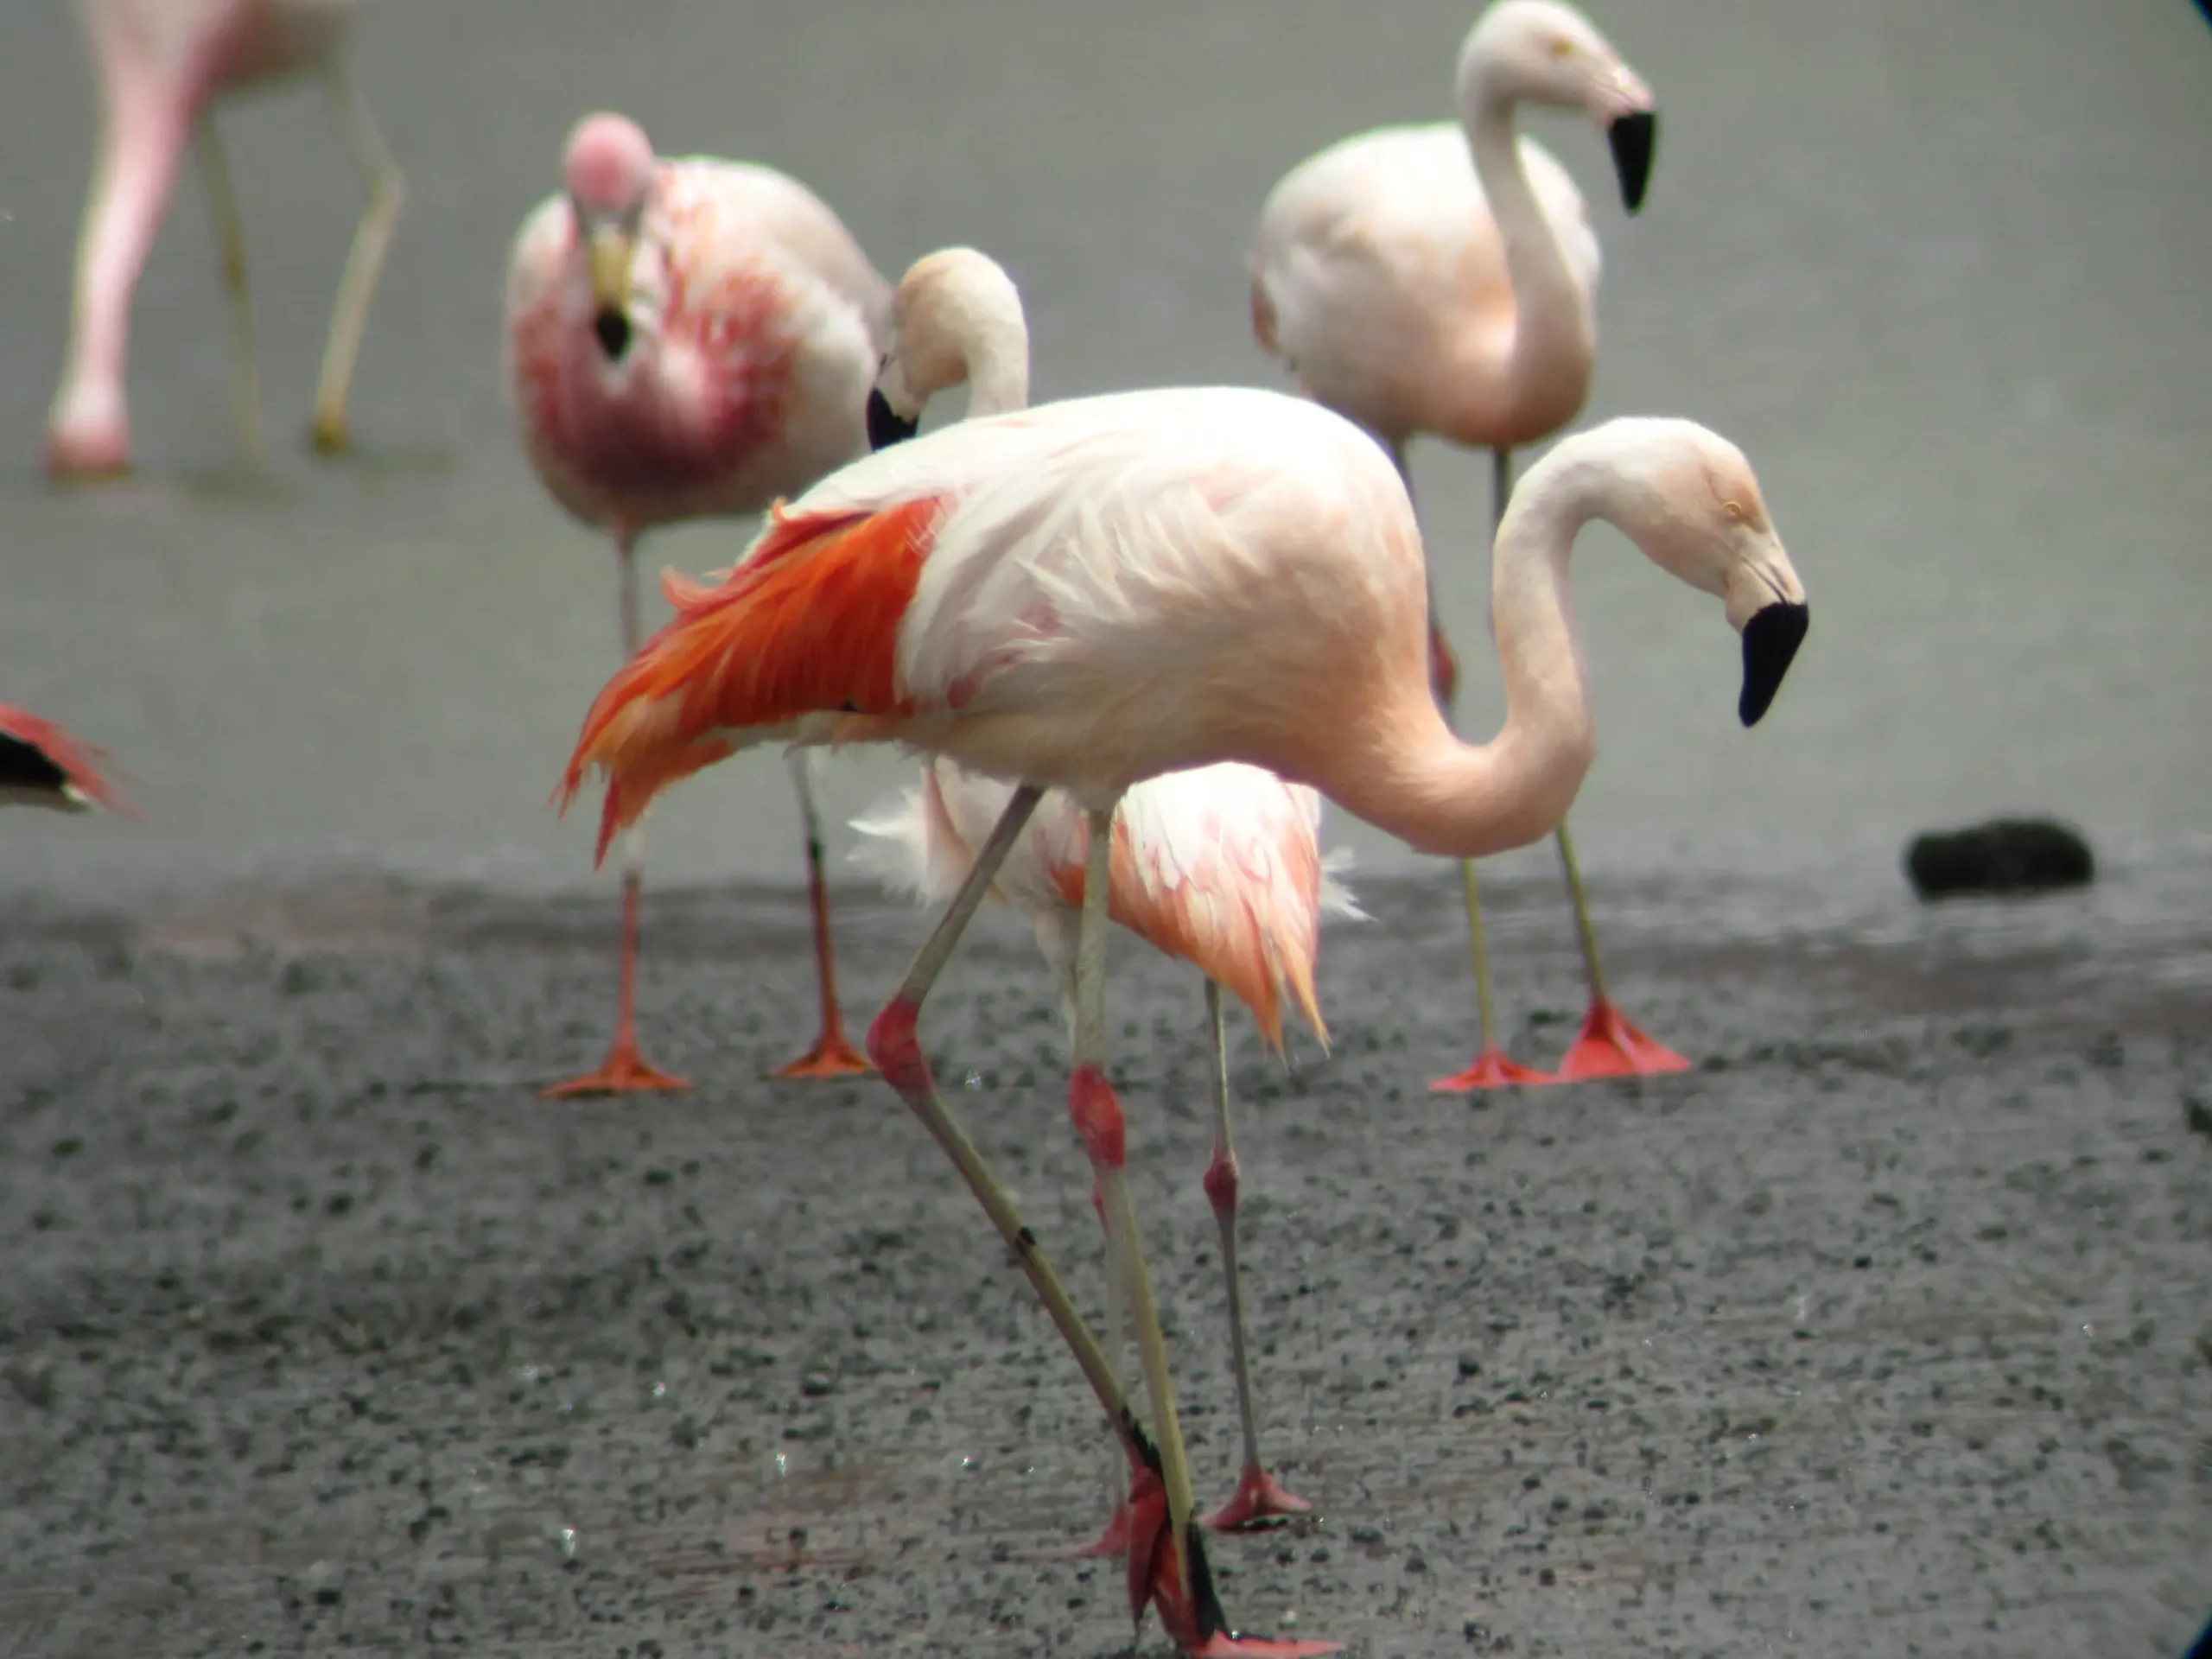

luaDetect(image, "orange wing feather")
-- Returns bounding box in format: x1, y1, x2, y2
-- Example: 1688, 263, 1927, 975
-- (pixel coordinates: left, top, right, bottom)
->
560, 497, 941, 863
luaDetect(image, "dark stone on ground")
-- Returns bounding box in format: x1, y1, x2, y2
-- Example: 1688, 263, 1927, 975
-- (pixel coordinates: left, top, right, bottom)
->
1905, 818, 2096, 900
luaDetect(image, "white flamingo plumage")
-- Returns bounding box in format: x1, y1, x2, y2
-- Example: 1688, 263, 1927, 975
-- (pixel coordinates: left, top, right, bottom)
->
556, 384, 1809, 1656
849, 247, 1357, 1537
505, 111, 891, 1097
1249, 0, 1678, 1088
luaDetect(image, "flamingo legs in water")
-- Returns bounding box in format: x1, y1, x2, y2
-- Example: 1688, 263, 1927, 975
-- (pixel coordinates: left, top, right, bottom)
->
307, 60, 405, 456
1200, 979, 1314, 1529
192, 119, 264, 470
864, 790, 1333, 1657
771, 751, 872, 1078
1428, 446, 1686, 1090
543, 535, 690, 1099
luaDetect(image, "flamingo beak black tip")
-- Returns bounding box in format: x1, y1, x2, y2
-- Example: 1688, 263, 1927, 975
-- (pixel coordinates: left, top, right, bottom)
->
1738, 601, 1808, 727
867, 388, 920, 452
1608, 110, 1657, 215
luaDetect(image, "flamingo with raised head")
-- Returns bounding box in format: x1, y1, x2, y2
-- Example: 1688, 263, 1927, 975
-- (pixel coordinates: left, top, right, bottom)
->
506, 111, 891, 1097
1250, 0, 1675, 1089
46, 0, 406, 477
852, 247, 1352, 1535
556, 385, 1809, 1656
0, 708, 135, 816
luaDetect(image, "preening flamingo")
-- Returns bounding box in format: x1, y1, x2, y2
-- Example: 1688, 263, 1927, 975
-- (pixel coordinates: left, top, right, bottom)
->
557, 387, 1809, 1656
46, 0, 405, 478
850, 247, 1353, 1535
0, 708, 135, 816
506, 111, 890, 1096
1250, 0, 1674, 1088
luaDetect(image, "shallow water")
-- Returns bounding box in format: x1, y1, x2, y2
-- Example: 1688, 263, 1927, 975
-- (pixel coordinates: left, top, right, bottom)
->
1, 0, 2209, 919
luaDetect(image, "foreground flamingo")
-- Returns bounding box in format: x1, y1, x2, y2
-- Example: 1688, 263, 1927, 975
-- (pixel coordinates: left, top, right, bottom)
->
558, 387, 1808, 1654
0, 708, 134, 815
507, 111, 891, 1096
46, 0, 405, 477
1250, 0, 1675, 1088
852, 247, 1348, 1535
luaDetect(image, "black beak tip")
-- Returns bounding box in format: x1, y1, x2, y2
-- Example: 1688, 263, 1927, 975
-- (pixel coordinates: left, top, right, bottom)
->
593, 309, 632, 360
1738, 601, 1808, 728
866, 387, 920, 453
1607, 110, 1657, 215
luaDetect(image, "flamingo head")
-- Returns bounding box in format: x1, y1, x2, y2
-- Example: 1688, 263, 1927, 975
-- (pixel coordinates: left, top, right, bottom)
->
1459, 0, 1658, 213
869, 248, 1031, 452
562, 112, 658, 361
1560, 418, 1810, 728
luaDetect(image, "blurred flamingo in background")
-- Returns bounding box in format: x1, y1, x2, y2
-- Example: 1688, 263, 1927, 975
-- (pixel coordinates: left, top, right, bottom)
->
506, 111, 891, 1096
0, 708, 136, 817
1250, 0, 1676, 1088
850, 248, 1355, 1535
46, 0, 406, 478
556, 385, 1809, 1653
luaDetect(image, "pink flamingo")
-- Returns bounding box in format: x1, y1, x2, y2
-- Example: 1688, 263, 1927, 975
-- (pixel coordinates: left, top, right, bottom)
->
46, 0, 406, 477
851, 247, 1352, 1535
557, 386, 1809, 1655
1249, 0, 1675, 1089
506, 111, 891, 1097
0, 708, 136, 816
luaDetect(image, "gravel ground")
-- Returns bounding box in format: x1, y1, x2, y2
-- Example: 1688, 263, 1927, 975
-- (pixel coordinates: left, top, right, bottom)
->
1, 872, 2207, 1659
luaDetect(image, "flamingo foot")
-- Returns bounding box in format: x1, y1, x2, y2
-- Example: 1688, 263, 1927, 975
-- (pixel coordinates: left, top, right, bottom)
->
1430, 1044, 1554, 1092
44, 420, 131, 481
1206, 1463, 1313, 1531
1127, 1469, 1340, 1657
770, 1025, 874, 1080
1554, 1000, 1691, 1082
540, 1039, 691, 1099
1075, 1499, 1133, 1558
308, 408, 353, 457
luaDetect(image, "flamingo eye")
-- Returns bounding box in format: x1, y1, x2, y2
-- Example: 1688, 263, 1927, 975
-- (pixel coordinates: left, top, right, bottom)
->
1547, 35, 1575, 59
1722, 499, 1745, 523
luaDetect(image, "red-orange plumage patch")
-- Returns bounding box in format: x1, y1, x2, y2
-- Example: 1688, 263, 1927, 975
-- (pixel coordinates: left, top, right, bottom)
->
559, 497, 941, 862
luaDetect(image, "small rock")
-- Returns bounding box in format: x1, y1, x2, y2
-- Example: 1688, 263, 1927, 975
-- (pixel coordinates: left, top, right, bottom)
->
1904, 818, 2094, 900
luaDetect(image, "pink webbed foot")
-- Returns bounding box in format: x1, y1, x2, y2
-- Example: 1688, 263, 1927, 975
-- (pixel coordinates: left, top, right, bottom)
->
540, 1038, 691, 1100
1127, 1469, 1340, 1656
770, 1024, 874, 1079
1206, 1463, 1313, 1531
1430, 1044, 1554, 1092
1554, 1000, 1691, 1081
44, 419, 131, 481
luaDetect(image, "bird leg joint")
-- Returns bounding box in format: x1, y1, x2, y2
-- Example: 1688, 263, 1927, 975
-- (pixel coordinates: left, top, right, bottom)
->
1068, 1065, 1127, 1170
866, 997, 929, 1096
1202, 1143, 1240, 1216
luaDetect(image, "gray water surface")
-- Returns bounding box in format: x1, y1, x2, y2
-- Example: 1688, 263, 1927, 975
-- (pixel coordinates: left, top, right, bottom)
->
1, 0, 2208, 923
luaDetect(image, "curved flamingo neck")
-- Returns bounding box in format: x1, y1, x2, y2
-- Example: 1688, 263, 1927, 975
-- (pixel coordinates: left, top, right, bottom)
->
1319, 451, 1608, 861
1458, 75, 1594, 429
963, 323, 1029, 420
949, 285, 1029, 419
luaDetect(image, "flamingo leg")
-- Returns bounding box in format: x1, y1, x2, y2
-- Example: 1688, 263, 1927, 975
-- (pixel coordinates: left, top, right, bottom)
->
543, 535, 690, 1099
1548, 817, 1690, 1080
870, 795, 1330, 1653
308, 58, 404, 457
1201, 979, 1313, 1531
1434, 446, 1551, 1092
192, 118, 264, 471
771, 750, 873, 1078
1067, 1176, 1135, 1560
